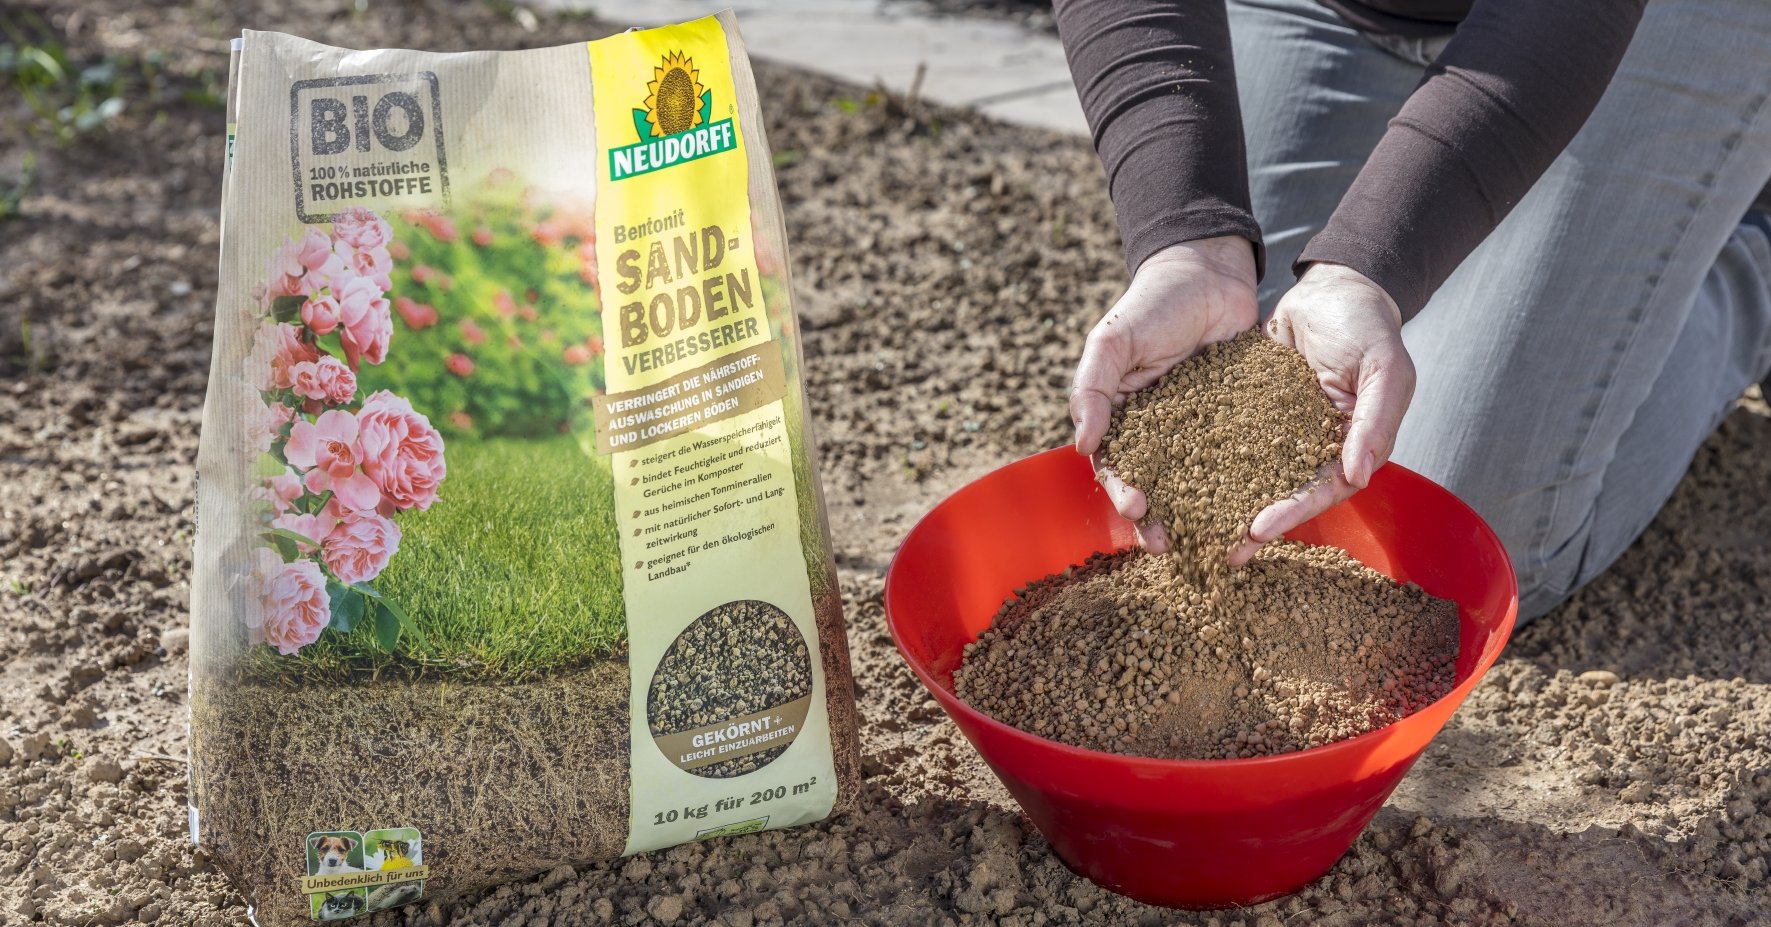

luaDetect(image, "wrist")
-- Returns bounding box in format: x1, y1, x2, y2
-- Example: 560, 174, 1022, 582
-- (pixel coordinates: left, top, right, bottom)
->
1298, 261, 1402, 327
1139, 235, 1258, 287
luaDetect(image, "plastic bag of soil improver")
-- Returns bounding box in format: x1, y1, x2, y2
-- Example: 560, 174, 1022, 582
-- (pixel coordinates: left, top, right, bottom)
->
189, 15, 861, 924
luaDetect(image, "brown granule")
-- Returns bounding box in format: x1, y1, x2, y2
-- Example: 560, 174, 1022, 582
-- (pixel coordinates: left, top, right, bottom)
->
1100, 329, 1345, 578
647, 599, 816, 778
953, 543, 1459, 760
963, 328, 1454, 759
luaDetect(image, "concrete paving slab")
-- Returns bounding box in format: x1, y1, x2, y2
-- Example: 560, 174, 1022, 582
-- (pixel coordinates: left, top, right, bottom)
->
534, 0, 1089, 136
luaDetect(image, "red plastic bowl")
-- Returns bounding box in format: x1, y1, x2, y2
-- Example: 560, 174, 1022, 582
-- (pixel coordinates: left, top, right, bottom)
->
884, 447, 1517, 909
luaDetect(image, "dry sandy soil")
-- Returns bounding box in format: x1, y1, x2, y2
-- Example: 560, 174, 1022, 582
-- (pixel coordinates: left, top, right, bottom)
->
3, 2, 1770, 925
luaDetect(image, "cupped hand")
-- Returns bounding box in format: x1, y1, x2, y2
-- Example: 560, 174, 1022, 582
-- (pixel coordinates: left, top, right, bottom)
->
1070, 236, 1259, 553
1226, 262, 1414, 566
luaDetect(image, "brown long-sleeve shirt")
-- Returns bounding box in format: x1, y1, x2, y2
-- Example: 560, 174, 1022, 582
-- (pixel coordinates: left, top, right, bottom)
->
1054, 0, 1649, 319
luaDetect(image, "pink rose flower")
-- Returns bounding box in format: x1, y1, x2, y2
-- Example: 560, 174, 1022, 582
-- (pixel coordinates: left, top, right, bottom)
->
287, 410, 359, 479
336, 276, 393, 368
410, 264, 437, 285
286, 409, 383, 513
302, 465, 384, 513
264, 229, 347, 301
245, 484, 281, 520
257, 558, 330, 656
332, 207, 392, 252
264, 245, 305, 300
563, 345, 590, 366
248, 321, 320, 392
269, 468, 305, 513
423, 213, 459, 243
272, 509, 337, 553
458, 319, 486, 346
289, 356, 357, 405
349, 244, 393, 291
389, 240, 410, 262
494, 291, 517, 318
357, 391, 447, 512
295, 227, 335, 273
394, 297, 438, 330
322, 512, 402, 585
446, 353, 475, 377
247, 396, 295, 454
245, 547, 284, 635
300, 293, 342, 335
531, 220, 564, 248
472, 227, 493, 247
550, 201, 596, 241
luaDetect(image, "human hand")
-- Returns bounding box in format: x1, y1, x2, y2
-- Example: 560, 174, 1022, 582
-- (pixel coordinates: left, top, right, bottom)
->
1070, 236, 1259, 553
1227, 262, 1414, 566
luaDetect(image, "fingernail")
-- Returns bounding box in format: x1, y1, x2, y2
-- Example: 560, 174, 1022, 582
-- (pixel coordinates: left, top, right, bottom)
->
1245, 521, 1264, 544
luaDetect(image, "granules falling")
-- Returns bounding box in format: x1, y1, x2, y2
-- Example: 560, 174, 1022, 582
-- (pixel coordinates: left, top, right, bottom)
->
1101, 330, 1344, 578
953, 543, 1459, 760
959, 328, 1454, 758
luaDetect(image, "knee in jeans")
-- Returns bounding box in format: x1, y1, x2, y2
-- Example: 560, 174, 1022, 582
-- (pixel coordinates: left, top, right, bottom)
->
1508, 524, 1596, 625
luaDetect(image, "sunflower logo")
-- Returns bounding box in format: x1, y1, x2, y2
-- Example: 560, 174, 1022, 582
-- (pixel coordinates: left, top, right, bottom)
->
644, 51, 706, 138
608, 47, 731, 179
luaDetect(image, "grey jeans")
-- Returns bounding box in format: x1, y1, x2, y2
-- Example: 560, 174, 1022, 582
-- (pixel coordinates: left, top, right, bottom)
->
1226, 0, 1771, 622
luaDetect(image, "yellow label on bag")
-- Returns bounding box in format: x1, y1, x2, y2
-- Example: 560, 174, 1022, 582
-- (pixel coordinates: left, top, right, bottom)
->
591, 17, 768, 393
589, 15, 837, 858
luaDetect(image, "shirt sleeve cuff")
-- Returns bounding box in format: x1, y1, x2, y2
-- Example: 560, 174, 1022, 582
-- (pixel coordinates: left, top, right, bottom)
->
1124, 208, 1266, 284
1295, 233, 1429, 321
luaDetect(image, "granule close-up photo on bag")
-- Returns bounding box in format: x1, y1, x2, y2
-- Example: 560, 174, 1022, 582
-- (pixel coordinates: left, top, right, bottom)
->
187, 15, 860, 923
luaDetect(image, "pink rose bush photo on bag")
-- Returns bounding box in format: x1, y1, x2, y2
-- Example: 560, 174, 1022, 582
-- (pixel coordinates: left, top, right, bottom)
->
188, 19, 860, 926
244, 207, 441, 661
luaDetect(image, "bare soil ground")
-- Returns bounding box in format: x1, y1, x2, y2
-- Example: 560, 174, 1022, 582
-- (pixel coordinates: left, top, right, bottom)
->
2, 2, 1768, 925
